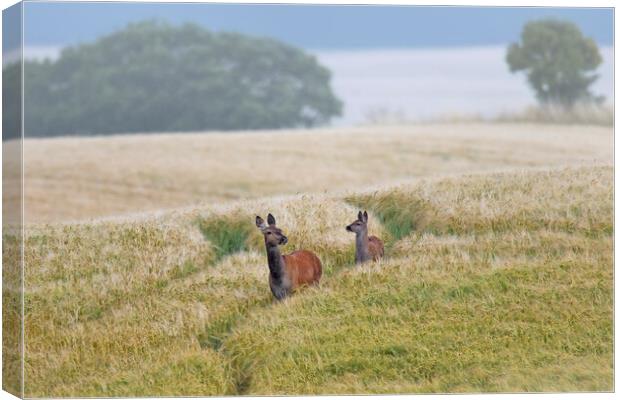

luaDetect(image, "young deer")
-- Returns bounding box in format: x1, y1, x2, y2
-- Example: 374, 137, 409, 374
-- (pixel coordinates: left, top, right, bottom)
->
255, 213, 322, 300
346, 210, 384, 264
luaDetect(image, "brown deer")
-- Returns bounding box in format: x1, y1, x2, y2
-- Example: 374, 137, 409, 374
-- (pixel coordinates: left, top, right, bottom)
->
255, 213, 322, 300
346, 210, 384, 264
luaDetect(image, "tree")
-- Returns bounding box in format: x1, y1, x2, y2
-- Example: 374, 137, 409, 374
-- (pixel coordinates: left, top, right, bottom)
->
8, 21, 342, 137
2, 62, 21, 140
506, 19, 603, 108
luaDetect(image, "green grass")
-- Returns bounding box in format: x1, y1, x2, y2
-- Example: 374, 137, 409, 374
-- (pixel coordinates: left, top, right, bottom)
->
18, 165, 613, 396
198, 212, 258, 262
346, 192, 446, 242
2, 232, 22, 397
91, 351, 234, 396
225, 257, 611, 393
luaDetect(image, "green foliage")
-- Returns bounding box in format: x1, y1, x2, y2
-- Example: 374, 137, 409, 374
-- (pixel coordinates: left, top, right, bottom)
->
8, 20, 342, 138
506, 19, 603, 108
2, 62, 22, 140
346, 191, 446, 242
198, 213, 257, 262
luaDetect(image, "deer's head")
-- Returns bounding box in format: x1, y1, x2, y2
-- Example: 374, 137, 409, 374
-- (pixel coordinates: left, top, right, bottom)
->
346, 210, 369, 235
256, 213, 288, 247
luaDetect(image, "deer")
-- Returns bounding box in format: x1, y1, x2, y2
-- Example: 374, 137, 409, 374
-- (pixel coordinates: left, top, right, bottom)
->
255, 213, 322, 300
346, 210, 384, 264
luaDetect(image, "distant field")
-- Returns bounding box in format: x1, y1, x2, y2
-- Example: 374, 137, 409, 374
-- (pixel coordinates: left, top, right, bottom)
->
2, 123, 612, 223
2, 123, 613, 396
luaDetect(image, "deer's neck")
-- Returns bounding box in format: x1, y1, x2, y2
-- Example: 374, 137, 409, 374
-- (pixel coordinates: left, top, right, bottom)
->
355, 231, 371, 264
266, 245, 286, 281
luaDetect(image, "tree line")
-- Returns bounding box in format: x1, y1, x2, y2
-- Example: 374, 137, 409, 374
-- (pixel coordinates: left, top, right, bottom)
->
3, 21, 343, 139
2, 18, 605, 139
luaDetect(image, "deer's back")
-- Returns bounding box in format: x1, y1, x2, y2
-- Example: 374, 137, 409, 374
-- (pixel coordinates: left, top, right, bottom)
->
283, 250, 322, 288
368, 236, 384, 261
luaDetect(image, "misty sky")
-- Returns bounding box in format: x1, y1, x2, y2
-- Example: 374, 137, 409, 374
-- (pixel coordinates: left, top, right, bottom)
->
3, 3, 615, 125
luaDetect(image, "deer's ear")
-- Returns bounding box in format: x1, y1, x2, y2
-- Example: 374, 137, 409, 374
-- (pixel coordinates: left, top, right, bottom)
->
256, 216, 266, 229
267, 213, 276, 226
363, 211, 369, 223
358, 211, 363, 221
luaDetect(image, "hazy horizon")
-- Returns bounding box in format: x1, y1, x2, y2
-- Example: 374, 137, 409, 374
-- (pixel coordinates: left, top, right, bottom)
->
317, 45, 614, 125
3, 4, 613, 128
11, 43, 614, 126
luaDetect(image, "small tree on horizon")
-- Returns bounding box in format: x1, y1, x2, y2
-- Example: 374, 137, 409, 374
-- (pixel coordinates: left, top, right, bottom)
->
506, 19, 603, 109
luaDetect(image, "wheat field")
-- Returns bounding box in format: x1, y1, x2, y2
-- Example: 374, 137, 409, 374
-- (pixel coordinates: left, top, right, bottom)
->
3, 123, 612, 224
2, 123, 613, 396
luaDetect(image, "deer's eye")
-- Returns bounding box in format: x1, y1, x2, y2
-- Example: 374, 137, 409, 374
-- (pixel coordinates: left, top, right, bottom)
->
266, 232, 271, 235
